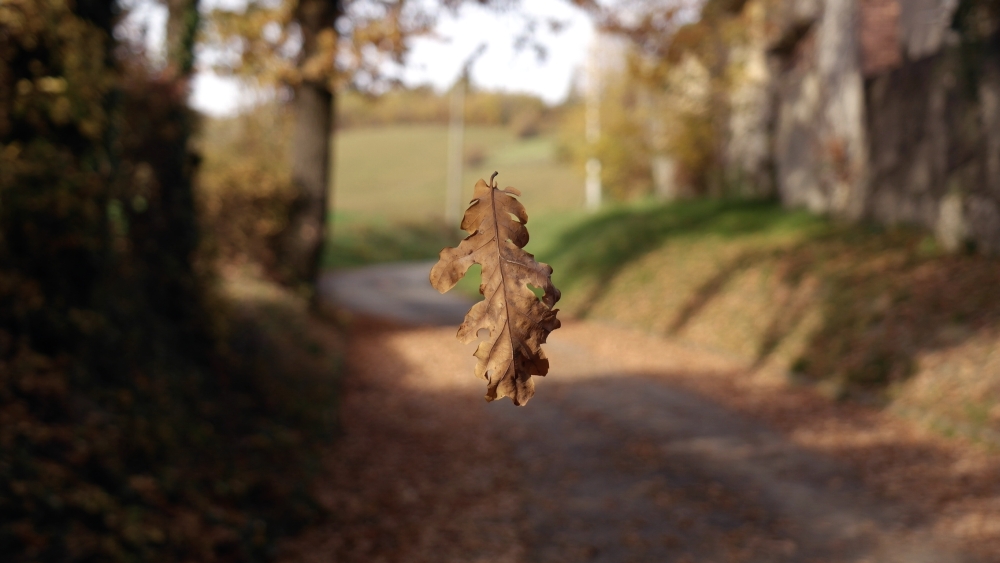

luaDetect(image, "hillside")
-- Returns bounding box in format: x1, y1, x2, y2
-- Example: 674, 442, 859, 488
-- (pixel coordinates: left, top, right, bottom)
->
523, 199, 1000, 449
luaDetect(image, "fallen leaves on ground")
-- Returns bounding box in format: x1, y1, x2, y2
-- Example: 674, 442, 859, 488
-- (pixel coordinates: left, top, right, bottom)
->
279, 313, 999, 562
276, 318, 524, 563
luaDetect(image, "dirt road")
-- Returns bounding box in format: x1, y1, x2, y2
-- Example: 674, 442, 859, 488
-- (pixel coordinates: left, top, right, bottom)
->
281, 262, 998, 562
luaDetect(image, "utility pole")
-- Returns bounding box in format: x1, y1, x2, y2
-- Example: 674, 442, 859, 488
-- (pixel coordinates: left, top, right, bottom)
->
646, 92, 676, 201
445, 79, 465, 225
585, 40, 602, 211
445, 44, 486, 225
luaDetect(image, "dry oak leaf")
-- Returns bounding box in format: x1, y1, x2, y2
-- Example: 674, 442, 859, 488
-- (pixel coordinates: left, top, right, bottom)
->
430, 176, 561, 406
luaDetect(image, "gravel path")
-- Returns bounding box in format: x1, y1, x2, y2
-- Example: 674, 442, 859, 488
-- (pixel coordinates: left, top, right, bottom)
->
318, 260, 469, 326
280, 262, 996, 562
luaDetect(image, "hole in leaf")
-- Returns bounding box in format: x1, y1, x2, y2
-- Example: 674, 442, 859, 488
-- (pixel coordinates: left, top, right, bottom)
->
453, 263, 483, 300
477, 328, 490, 340
526, 283, 544, 300
508, 212, 522, 223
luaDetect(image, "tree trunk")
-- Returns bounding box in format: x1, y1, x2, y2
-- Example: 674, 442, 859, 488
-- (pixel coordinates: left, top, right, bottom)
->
166, 0, 200, 77
277, 0, 341, 298
129, 0, 208, 355
282, 82, 333, 293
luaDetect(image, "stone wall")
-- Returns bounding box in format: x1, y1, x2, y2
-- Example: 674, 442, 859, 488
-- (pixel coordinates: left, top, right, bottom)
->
721, 0, 1000, 252
765, 0, 869, 219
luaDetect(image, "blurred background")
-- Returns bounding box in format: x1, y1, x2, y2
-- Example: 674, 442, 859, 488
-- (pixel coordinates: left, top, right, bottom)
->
3, 0, 1000, 561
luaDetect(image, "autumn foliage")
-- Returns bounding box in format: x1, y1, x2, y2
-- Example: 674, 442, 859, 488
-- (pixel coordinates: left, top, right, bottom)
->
0, 2, 333, 561
431, 175, 561, 405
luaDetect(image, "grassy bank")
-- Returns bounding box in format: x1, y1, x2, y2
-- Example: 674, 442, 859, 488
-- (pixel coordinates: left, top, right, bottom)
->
523, 199, 1000, 448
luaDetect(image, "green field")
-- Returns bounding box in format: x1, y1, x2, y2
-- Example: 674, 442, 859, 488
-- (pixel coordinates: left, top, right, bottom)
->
332, 124, 584, 220
327, 124, 585, 269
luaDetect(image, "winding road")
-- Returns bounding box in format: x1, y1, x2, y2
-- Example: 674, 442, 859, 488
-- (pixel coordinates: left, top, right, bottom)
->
286, 261, 991, 563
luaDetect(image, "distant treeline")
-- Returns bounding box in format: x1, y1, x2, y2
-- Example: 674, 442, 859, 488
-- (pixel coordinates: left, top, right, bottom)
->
337, 87, 553, 137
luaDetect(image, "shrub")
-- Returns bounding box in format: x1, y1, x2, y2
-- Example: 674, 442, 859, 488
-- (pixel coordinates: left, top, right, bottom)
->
196, 103, 297, 276
1, 4, 330, 561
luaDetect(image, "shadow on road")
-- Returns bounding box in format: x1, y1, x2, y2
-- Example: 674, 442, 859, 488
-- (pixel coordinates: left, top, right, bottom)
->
279, 308, 991, 562
499, 373, 981, 563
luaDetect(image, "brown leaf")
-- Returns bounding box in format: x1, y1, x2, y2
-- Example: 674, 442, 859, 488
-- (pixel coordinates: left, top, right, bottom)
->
430, 175, 561, 406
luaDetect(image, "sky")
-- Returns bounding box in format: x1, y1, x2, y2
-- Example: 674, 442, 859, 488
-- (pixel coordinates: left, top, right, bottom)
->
398, 2, 595, 104
121, 1, 596, 116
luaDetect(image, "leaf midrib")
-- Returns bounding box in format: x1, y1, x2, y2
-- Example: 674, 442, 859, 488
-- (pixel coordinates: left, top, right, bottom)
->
489, 186, 515, 381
